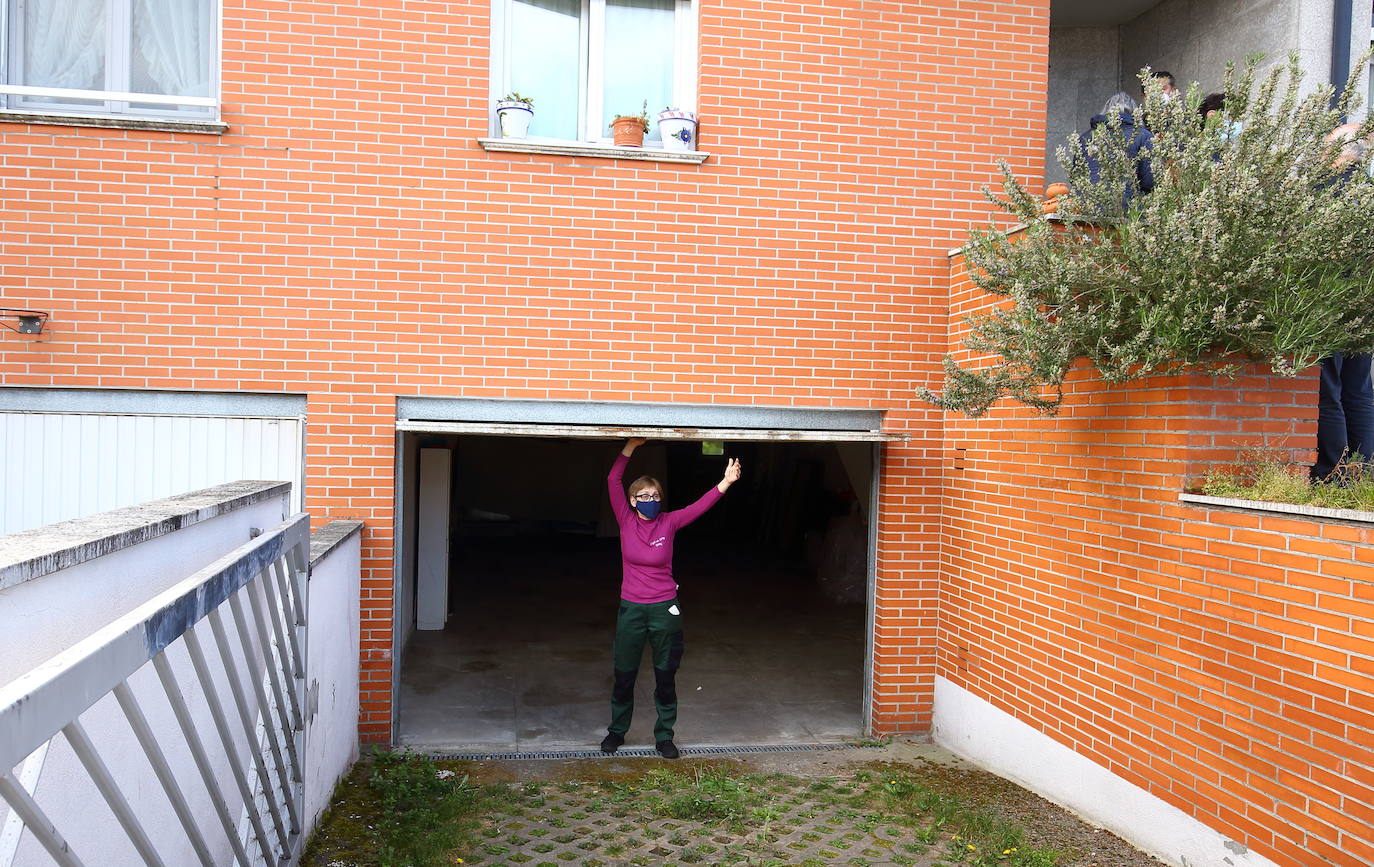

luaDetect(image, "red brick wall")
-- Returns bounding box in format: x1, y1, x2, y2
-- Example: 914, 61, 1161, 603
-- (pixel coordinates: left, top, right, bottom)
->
0, 1, 1050, 740
941, 250, 1373, 865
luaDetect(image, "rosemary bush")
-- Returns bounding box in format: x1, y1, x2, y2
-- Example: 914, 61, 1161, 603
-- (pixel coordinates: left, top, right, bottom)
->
925, 55, 1374, 417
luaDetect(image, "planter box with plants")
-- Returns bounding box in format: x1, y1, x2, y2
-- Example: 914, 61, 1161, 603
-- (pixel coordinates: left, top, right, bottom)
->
657, 108, 698, 152
609, 101, 650, 148
496, 93, 534, 139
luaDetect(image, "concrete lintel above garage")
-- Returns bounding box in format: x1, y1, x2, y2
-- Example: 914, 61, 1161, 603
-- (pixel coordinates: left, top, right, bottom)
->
395, 420, 899, 442
396, 397, 902, 442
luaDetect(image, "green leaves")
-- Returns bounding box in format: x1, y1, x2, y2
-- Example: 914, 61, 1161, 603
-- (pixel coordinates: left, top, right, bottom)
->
927, 53, 1374, 416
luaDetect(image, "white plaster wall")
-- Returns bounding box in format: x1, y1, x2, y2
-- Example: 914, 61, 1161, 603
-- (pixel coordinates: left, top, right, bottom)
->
932, 677, 1281, 867
0, 493, 290, 689
301, 530, 362, 850
1047, 25, 1120, 184
1118, 0, 1299, 96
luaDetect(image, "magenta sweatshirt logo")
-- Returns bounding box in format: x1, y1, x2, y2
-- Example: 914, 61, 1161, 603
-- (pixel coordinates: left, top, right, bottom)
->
650, 537, 666, 548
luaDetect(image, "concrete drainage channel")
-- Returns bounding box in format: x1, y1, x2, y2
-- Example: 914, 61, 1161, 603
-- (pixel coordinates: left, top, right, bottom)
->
425, 742, 871, 761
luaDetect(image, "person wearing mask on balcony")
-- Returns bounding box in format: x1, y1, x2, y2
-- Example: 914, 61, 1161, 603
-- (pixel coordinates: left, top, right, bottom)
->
1077, 91, 1155, 212
601, 437, 742, 759
1140, 69, 1177, 101
1312, 124, 1374, 482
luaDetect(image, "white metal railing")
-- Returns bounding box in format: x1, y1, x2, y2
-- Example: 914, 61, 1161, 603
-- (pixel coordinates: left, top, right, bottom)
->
0, 514, 311, 867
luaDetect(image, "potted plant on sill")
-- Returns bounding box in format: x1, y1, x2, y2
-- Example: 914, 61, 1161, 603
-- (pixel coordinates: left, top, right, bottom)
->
657, 107, 698, 152
496, 92, 535, 138
609, 101, 650, 147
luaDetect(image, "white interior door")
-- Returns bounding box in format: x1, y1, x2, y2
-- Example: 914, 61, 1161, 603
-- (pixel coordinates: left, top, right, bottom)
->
416, 447, 452, 631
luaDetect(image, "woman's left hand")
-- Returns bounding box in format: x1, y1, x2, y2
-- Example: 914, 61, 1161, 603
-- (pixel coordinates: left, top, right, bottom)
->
720, 458, 742, 488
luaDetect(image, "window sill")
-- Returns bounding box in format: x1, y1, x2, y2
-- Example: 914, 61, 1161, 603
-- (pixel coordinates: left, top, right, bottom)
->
478, 137, 708, 164
0, 111, 228, 135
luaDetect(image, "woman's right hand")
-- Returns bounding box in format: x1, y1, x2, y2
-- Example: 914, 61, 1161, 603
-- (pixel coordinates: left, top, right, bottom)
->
622, 437, 647, 455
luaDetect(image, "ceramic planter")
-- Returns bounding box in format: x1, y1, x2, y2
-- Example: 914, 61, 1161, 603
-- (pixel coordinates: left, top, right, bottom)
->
610, 116, 646, 147
497, 101, 534, 138
657, 110, 698, 151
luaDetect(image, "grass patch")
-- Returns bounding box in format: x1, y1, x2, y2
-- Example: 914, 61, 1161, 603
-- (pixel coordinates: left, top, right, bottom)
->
368, 749, 480, 866
303, 749, 507, 867
869, 773, 1060, 866
1202, 451, 1374, 511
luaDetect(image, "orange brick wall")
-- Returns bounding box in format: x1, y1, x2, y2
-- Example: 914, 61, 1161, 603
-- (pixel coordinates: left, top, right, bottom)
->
941, 251, 1374, 865
0, 1, 1049, 740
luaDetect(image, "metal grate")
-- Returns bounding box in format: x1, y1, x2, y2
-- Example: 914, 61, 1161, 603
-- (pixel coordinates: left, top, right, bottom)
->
424, 742, 873, 762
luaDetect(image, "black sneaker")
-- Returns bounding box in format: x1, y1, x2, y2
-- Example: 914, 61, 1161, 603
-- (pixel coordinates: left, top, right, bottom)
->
655, 739, 680, 759
600, 732, 624, 754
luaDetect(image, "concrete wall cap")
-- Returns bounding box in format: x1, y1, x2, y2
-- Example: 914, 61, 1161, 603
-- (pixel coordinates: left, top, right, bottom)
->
0, 480, 291, 592
309, 520, 365, 569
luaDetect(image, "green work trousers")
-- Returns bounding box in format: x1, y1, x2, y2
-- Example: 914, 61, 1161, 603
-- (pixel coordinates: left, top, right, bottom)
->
609, 598, 684, 742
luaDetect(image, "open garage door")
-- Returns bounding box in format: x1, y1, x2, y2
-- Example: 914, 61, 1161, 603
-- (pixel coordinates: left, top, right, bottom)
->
391, 399, 898, 753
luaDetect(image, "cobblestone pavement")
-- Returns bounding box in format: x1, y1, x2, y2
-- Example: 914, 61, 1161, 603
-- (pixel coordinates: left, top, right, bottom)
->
307, 740, 1162, 867
449, 752, 1161, 867
463, 774, 956, 866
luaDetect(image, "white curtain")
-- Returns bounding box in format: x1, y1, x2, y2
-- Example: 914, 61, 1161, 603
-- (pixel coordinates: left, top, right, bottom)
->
133, 0, 212, 96
22, 0, 105, 90
602, 0, 674, 141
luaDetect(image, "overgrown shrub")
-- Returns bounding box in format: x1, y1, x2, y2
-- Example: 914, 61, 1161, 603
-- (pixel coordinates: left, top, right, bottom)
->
925, 54, 1374, 417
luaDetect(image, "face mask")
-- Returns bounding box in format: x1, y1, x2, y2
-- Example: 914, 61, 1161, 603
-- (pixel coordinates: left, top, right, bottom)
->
633, 500, 662, 519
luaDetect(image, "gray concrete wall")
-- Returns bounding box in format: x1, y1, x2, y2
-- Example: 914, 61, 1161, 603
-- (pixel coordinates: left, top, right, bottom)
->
1118, 0, 1297, 97
1044, 0, 1363, 184
1047, 25, 1119, 184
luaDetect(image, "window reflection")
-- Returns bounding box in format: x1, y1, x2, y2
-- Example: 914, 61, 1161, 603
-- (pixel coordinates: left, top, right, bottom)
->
510, 0, 582, 139
602, 0, 674, 142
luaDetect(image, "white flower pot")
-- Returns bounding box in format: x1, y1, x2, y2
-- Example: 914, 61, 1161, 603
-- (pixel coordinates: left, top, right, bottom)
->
497, 101, 534, 138
657, 110, 698, 151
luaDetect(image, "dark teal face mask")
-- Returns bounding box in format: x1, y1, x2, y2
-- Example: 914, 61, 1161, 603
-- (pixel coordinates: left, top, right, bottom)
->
633, 499, 662, 519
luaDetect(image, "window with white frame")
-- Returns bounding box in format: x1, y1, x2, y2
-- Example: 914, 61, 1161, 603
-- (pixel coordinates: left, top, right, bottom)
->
1, 0, 218, 122
490, 0, 696, 146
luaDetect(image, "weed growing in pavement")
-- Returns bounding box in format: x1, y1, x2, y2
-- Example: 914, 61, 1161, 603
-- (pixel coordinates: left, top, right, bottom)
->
878, 773, 1061, 866
366, 748, 478, 867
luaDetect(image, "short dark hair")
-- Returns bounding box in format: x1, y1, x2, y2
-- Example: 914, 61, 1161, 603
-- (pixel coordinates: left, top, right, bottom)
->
1142, 70, 1175, 92
1198, 92, 1226, 119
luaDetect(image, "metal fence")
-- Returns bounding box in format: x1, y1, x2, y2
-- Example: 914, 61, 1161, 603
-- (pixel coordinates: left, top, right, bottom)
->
0, 513, 311, 867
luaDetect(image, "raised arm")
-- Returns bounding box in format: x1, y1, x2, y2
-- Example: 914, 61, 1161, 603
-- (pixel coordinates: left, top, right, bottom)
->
669, 458, 741, 530
607, 438, 646, 523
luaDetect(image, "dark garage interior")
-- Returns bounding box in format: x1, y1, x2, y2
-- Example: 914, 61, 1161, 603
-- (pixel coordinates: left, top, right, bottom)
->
395, 434, 873, 752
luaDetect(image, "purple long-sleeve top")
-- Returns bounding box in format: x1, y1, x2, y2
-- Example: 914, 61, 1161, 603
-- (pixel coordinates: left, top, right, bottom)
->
608, 451, 723, 603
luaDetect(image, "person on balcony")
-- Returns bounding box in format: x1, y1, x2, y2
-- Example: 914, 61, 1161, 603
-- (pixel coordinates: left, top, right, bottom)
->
601, 437, 741, 759
1077, 92, 1155, 212
1312, 125, 1374, 482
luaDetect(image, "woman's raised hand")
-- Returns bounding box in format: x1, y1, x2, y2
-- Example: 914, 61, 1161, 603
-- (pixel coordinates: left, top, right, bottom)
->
622, 437, 648, 456
719, 457, 742, 490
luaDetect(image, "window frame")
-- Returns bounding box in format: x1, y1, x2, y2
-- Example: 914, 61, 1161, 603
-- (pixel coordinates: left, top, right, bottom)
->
0, 0, 222, 124
489, 0, 697, 148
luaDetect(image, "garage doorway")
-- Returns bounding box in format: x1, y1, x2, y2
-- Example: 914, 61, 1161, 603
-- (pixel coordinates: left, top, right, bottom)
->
391, 406, 889, 753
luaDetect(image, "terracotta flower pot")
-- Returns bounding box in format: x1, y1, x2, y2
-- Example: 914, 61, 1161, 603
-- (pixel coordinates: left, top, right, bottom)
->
610, 117, 646, 147
1042, 182, 1070, 214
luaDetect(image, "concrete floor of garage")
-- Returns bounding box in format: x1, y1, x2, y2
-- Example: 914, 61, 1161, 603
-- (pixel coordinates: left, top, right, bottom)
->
396, 533, 866, 753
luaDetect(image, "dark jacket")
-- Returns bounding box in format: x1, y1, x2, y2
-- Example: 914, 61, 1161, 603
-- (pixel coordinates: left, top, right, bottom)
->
1077, 110, 1155, 210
